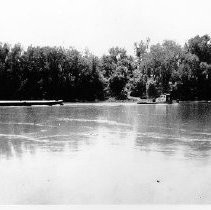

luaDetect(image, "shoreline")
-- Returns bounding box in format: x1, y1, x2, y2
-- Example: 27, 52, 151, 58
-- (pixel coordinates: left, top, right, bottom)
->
0, 98, 210, 107
63, 98, 211, 103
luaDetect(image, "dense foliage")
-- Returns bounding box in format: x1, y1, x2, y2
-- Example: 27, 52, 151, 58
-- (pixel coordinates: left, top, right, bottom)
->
0, 34, 211, 101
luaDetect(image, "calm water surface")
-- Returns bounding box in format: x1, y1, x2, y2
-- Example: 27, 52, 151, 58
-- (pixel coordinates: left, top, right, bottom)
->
0, 102, 211, 204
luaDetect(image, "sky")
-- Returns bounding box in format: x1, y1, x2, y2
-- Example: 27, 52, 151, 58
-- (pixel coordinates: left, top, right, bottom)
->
0, 0, 211, 56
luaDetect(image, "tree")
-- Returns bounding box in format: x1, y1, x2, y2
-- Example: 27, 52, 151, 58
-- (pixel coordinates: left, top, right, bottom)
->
130, 71, 146, 98
136, 40, 182, 97
134, 38, 150, 60
109, 66, 128, 99
146, 78, 157, 99
186, 35, 211, 63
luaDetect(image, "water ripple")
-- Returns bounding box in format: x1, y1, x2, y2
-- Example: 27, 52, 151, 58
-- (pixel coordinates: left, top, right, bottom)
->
0, 134, 48, 143
56, 118, 132, 127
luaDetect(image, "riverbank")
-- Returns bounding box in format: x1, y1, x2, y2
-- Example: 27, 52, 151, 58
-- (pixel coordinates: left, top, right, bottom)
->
62, 97, 140, 104
64, 98, 211, 104
0, 98, 210, 106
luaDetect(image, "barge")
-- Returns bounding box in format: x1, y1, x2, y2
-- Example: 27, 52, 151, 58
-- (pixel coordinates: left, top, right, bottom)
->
0, 100, 64, 106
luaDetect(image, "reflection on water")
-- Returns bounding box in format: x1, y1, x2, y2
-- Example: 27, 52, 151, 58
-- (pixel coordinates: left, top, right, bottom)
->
0, 103, 211, 204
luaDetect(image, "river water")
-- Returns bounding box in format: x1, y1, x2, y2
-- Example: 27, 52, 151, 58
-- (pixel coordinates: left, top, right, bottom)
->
0, 102, 211, 204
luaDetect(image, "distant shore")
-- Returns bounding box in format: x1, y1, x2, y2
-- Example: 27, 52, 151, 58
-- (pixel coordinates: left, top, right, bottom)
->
63, 97, 211, 104
0, 98, 210, 106
63, 96, 140, 103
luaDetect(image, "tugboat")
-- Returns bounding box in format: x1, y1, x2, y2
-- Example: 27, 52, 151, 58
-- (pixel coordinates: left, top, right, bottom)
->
137, 94, 176, 104
155, 94, 172, 104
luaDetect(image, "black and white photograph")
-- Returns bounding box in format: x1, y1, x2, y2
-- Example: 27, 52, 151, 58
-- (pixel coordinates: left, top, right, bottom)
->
0, 0, 211, 207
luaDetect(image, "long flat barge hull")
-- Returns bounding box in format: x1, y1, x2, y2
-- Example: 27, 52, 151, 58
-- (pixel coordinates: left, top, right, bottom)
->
0, 100, 63, 106
137, 101, 173, 104
137, 102, 157, 104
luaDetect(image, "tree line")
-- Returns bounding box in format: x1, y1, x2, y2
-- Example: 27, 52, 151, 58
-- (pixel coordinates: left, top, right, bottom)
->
0, 34, 211, 101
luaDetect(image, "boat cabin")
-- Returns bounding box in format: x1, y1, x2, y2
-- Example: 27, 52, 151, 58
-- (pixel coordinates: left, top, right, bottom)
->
155, 94, 172, 103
